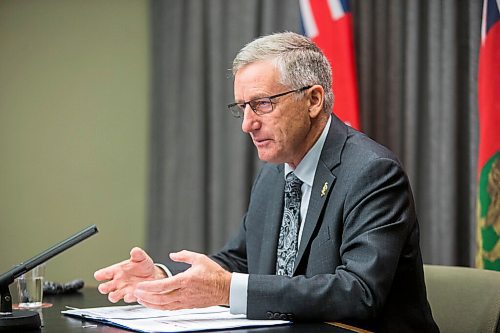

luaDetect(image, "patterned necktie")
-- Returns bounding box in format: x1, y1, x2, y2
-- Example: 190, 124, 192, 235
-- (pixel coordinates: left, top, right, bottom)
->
276, 172, 303, 276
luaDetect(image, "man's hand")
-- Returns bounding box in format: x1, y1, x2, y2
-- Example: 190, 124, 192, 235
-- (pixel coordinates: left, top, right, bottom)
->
133, 250, 231, 310
94, 247, 167, 303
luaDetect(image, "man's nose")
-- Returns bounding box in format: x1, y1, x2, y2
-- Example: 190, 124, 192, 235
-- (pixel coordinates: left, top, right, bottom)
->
241, 106, 260, 133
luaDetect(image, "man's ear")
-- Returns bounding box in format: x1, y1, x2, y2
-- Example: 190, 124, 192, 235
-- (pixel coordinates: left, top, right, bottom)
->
308, 85, 325, 118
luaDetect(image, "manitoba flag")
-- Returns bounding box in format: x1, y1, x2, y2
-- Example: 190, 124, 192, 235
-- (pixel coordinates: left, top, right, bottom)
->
476, 0, 500, 271
299, 0, 360, 130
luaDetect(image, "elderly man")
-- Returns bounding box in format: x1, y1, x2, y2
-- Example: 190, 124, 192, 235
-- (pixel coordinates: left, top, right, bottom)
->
95, 32, 439, 332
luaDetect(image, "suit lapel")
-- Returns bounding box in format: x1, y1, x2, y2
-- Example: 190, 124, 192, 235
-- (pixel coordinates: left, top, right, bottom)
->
258, 164, 285, 274
293, 115, 348, 275
293, 162, 336, 274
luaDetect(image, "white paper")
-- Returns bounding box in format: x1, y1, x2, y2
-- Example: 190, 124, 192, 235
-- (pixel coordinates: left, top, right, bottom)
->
62, 305, 290, 333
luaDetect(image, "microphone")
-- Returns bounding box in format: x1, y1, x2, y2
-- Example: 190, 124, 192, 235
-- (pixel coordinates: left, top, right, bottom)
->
0, 224, 98, 331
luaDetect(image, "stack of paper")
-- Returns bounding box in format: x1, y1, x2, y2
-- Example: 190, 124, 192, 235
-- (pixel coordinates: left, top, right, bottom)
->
62, 305, 291, 332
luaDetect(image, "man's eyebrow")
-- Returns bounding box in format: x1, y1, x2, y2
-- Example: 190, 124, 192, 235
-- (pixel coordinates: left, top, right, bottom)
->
236, 94, 270, 104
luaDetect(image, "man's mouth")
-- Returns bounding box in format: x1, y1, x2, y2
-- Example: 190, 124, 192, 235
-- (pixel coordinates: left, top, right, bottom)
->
253, 138, 272, 147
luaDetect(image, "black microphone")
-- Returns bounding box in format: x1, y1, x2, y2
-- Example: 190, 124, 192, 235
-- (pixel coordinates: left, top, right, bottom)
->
0, 224, 98, 331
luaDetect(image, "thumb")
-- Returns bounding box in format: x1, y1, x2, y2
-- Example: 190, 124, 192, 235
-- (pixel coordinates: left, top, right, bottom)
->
169, 250, 201, 265
130, 247, 149, 263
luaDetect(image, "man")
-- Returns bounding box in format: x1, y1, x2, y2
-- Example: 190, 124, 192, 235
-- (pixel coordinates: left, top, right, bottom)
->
95, 32, 439, 332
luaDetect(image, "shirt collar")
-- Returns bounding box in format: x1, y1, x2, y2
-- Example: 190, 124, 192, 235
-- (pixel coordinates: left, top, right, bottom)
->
284, 116, 331, 186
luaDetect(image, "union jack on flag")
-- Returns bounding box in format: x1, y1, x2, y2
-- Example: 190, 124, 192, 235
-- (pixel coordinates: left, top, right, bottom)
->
300, 0, 360, 130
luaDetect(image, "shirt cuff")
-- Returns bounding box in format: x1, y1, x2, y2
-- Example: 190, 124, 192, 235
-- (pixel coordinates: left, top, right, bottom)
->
155, 263, 173, 277
229, 272, 248, 315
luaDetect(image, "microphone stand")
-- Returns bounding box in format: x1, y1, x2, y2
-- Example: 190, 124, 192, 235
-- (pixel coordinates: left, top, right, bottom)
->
0, 225, 98, 331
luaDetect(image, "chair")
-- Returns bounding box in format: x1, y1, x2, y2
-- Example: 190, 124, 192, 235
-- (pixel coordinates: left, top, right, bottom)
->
424, 265, 500, 333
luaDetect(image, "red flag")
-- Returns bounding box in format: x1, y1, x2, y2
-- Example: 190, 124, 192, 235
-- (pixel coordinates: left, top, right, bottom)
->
300, 0, 360, 130
476, 0, 500, 271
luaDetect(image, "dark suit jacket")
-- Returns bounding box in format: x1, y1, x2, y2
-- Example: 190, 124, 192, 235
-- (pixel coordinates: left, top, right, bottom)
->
211, 115, 439, 332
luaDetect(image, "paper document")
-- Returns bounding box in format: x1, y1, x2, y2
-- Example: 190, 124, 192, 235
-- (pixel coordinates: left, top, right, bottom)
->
62, 305, 291, 333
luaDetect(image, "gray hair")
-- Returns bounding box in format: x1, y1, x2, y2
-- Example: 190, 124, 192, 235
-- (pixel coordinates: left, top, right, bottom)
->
232, 31, 333, 113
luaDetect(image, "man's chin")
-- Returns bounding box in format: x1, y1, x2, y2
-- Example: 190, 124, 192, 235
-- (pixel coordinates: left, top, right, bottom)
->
256, 150, 279, 164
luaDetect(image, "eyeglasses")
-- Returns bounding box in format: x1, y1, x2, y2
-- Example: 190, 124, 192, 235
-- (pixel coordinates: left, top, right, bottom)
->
227, 86, 312, 118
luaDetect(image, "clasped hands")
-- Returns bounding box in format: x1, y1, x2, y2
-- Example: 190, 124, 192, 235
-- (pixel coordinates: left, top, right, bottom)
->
94, 247, 231, 310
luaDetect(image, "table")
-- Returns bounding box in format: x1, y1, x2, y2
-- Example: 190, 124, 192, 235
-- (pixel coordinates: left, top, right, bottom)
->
12, 288, 364, 333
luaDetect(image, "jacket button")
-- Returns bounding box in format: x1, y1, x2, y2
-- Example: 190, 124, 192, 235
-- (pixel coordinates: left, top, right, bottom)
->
266, 311, 273, 319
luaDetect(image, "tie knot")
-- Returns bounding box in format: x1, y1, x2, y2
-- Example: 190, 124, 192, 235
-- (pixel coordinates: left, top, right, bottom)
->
285, 172, 303, 191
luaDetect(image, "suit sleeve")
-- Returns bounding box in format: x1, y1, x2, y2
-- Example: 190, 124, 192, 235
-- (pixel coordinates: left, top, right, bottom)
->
246, 157, 414, 322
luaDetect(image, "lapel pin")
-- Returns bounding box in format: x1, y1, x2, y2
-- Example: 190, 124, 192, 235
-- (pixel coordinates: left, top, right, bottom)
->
321, 182, 328, 197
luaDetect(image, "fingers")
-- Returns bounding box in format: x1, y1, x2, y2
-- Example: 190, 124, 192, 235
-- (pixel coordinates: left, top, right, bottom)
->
107, 285, 137, 303
169, 250, 202, 265
95, 247, 150, 283
130, 247, 149, 263
94, 255, 132, 281
134, 278, 184, 308
97, 281, 115, 294
94, 263, 120, 281
123, 293, 138, 303
94, 247, 156, 304
134, 284, 182, 307
135, 290, 173, 306
108, 290, 124, 303
136, 277, 179, 294
138, 299, 183, 311
98, 278, 137, 303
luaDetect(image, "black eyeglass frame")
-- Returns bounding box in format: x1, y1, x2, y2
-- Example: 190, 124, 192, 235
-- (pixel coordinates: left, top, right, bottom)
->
227, 85, 313, 118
